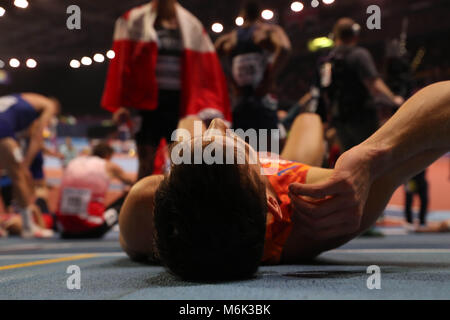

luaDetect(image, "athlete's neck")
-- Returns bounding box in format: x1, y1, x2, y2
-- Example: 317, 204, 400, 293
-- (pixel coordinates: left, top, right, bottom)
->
154, 0, 177, 20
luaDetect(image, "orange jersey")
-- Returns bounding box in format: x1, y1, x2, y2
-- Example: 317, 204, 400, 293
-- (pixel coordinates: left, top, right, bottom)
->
259, 156, 310, 264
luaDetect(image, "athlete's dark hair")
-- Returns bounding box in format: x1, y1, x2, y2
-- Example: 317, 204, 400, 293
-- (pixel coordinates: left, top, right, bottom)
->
243, 1, 260, 22
333, 18, 360, 42
154, 160, 267, 281
92, 142, 114, 159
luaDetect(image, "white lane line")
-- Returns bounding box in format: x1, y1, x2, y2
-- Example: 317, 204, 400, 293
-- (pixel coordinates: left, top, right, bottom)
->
332, 249, 450, 254
0, 252, 127, 261
0, 242, 120, 253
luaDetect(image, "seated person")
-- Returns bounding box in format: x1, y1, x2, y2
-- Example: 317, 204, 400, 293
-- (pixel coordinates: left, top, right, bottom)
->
119, 81, 450, 281
0, 93, 59, 238
56, 142, 134, 238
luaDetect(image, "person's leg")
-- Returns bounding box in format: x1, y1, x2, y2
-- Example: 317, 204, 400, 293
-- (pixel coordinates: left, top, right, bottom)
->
405, 189, 414, 224
0, 138, 34, 208
0, 183, 14, 212
281, 113, 325, 166
60, 193, 129, 239
135, 111, 161, 180
0, 138, 53, 237
417, 172, 429, 226
136, 144, 158, 180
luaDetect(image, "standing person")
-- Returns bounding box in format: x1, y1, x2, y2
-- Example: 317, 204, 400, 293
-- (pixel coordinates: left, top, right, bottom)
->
318, 18, 404, 151
404, 170, 429, 228
56, 142, 134, 238
0, 93, 59, 238
59, 137, 78, 169
215, 1, 291, 151
102, 0, 231, 180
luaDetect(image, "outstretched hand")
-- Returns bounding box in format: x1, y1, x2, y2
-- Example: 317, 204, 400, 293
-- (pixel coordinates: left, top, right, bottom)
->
288, 146, 377, 241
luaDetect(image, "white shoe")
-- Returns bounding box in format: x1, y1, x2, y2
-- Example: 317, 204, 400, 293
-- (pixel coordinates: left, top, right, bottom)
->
0, 227, 8, 238
403, 222, 415, 232
22, 227, 54, 239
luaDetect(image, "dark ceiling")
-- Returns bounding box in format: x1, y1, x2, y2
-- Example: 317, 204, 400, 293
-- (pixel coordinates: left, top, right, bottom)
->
1, 0, 449, 66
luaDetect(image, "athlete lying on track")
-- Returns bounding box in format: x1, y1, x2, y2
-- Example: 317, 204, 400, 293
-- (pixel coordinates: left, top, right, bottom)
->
119, 81, 450, 281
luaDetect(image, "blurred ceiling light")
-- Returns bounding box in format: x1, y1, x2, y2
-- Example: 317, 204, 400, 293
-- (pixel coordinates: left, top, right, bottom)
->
106, 50, 115, 59
322, 0, 335, 4
93, 53, 105, 63
9, 58, 20, 68
81, 56, 92, 66
70, 59, 81, 68
235, 16, 244, 26
0, 60, 4, 68
291, 2, 304, 12
261, 9, 274, 20
14, 0, 29, 9
0, 7, 6, 17
26, 58, 37, 68
211, 23, 224, 33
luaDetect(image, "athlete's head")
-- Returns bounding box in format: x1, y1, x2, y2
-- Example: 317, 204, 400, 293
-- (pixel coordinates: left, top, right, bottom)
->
241, 1, 261, 23
332, 18, 361, 45
154, 119, 274, 281
92, 142, 114, 160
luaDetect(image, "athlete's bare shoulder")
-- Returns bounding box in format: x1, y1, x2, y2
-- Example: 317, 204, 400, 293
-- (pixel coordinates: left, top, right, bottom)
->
129, 175, 165, 202
119, 175, 165, 261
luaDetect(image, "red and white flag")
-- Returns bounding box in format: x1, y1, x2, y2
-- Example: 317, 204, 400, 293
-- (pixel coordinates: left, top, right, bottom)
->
101, 2, 231, 121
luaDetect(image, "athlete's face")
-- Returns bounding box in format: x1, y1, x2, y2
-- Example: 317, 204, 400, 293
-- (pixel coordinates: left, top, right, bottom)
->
202, 119, 282, 222
204, 118, 261, 176
178, 118, 266, 195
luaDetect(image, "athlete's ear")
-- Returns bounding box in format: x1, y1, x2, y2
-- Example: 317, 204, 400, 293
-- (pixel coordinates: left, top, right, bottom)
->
266, 193, 282, 220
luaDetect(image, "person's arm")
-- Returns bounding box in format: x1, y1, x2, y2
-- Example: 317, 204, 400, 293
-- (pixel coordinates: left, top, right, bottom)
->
107, 162, 135, 186
287, 81, 450, 245
215, 31, 237, 56
355, 48, 403, 106
268, 25, 292, 78
42, 146, 64, 160
365, 78, 404, 106
22, 97, 58, 168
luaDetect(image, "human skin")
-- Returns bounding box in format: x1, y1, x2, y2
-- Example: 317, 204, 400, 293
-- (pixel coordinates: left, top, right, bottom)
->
288, 81, 450, 256
120, 82, 450, 262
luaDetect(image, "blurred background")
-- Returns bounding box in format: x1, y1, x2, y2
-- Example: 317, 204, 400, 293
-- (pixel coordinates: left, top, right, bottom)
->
0, 0, 449, 118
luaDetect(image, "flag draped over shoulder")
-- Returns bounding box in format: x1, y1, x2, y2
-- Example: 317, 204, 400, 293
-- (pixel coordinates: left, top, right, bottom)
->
101, 2, 231, 121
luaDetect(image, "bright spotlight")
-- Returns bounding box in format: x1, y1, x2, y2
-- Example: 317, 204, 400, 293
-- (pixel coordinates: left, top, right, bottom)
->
14, 0, 29, 9
0, 7, 6, 17
9, 58, 20, 68
211, 23, 224, 33
235, 16, 244, 26
261, 9, 274, 20
26, 58, 37, 68
93, 53, 105, 63
322, 0, 335, 4
81, 56, 92, 66
70, 59, 81, 69
106, 50, 115, 59
291, 2, 304, 12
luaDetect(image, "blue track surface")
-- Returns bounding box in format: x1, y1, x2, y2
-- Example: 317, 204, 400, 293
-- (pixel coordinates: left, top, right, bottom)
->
1, 231, 449, 300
